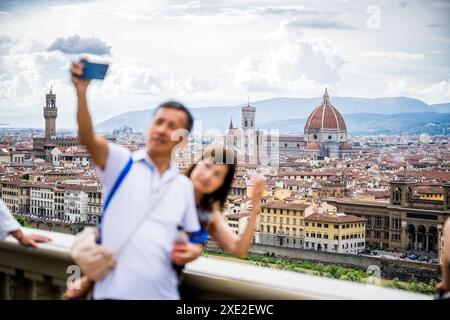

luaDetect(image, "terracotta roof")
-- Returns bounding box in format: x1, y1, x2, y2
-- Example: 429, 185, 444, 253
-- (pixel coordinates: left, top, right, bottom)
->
305, 213, 366, 224
415, 185, 443, 194
284, 180, 309, 186
226, 212, 251, 219
280, 170, 334, 176
262, 202, 310, 211
305, 142, 320, 151
339, 142, 353, 151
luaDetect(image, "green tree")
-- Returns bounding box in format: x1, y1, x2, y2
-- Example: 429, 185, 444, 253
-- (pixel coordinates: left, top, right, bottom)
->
15, 216, 31, 228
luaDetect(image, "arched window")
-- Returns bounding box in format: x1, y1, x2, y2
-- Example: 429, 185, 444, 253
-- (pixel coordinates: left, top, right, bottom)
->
406, 187, 412, 202
393, 187, 401, 203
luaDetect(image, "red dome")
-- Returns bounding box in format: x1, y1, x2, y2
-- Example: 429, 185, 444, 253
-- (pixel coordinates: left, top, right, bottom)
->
304, 89, 347, 132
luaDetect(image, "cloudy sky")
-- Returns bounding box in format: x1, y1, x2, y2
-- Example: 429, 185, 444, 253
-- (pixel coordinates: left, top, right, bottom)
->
0, 0, 449, 127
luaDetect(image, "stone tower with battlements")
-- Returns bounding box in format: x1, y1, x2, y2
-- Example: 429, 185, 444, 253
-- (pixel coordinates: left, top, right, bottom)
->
44, 87, 57, 141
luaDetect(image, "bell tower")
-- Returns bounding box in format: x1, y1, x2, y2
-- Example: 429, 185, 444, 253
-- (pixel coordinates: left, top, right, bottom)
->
44, 86, 57, 141
241, 98, 257, 164
241, 97, 255, 130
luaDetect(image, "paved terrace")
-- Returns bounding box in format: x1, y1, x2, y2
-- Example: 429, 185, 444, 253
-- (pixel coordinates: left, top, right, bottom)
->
0, 228, 430, 300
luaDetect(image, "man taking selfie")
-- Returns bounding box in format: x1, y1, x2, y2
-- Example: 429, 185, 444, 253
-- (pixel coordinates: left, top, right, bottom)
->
70, 61, 201, 300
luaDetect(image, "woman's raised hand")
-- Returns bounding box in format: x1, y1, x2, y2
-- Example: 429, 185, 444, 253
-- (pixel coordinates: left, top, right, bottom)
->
250, 174, 266, 202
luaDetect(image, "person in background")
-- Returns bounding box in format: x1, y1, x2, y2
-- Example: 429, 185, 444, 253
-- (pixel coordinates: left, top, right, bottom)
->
0, 199, 51, 247
171, 146, 265, 266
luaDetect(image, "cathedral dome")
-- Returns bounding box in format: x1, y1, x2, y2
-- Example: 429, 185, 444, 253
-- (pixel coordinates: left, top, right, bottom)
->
304, 89, 347, 133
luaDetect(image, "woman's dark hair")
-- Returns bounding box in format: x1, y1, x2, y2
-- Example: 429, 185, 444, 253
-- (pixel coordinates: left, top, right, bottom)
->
186, 146, 237, 212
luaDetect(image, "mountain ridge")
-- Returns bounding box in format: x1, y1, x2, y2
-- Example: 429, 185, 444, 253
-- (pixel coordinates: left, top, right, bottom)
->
95, 96, 449, 133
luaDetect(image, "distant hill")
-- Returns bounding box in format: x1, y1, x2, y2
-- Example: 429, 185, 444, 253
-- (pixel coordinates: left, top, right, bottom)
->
95, 96, 450, 133
259, 112, 450, 135
430, 102, 450, 113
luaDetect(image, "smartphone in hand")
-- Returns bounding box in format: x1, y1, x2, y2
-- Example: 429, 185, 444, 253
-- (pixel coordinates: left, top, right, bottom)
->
79, 59, 109, 80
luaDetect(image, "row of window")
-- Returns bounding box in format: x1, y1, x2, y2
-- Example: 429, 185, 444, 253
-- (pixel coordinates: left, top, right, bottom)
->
1, 185, 19, 189
31, 191, 53, 199
391, 233, 401, 241
366, 216, 390, 228
31, 200, 52, 207
305, 222, 364, 229
87, 207, 101, 214
306, 232, 364, 240
260, 216, 301, 225
367, 230, 390, 239
260, 225, 300, 236
31, 207, 54, 215
2, 198, 18, 205
304, 241, 364, 251
2, 191, 19, 196
283, 175, 327, 180
261, 209, 303, 216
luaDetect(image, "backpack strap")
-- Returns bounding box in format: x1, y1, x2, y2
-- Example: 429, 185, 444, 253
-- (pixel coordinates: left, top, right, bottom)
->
97, 156, 133, 244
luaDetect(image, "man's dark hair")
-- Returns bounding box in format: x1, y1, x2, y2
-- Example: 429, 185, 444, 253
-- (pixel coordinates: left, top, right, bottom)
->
153, 101, 194, 132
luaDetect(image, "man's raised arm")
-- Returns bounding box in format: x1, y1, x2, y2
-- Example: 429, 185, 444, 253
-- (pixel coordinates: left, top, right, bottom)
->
71, 62, 109, 170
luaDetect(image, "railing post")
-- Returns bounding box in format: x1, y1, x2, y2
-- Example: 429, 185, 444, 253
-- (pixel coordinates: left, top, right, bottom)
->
9, 273, 35, 300
0, 272, 10, 299
25, 272, 63, 300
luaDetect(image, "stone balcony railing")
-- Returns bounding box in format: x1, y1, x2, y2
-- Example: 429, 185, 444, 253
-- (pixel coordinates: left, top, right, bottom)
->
0, 228, 430, 300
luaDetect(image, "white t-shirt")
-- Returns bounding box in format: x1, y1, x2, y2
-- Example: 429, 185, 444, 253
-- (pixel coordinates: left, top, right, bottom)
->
0, 199, 20, 239
93, 143, 200, 300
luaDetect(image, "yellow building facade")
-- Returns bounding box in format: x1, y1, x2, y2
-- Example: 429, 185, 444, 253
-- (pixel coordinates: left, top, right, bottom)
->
304, 212, 366, 253
260, 202, 310, 236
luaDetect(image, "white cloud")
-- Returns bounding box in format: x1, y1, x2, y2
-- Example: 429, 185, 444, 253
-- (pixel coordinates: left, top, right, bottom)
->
364, 51, 425, 61
386, 79, 450, 104
0, 34, 226, 116
0, 0, 449, 113
48, 0, 158, 22
233, 20, 346, 95
0, 48, 70, 109
433, 1, 450, 9
48, 34, 112, 55
164, 8, 259, 26
0, 35, 43, 56
284, 16, 355, 29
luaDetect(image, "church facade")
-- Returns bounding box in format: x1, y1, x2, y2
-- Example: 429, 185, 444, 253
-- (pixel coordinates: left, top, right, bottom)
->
225, 89, 353, 161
